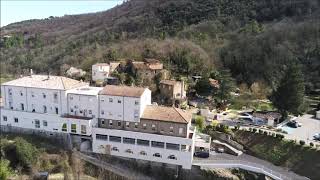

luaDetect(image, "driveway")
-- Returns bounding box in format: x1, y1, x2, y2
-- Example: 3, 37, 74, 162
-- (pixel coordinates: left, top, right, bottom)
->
282, 114, 320, 145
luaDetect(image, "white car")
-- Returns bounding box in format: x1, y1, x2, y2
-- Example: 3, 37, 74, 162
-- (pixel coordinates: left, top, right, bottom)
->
238, 112, 253, 120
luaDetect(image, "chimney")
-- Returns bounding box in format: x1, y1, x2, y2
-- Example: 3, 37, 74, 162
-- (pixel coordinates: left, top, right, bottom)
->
30, 69, 33, 77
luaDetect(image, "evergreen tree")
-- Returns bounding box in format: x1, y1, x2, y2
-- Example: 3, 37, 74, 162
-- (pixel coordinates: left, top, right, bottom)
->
213, 69, 236, 106
270, 64, 305, 118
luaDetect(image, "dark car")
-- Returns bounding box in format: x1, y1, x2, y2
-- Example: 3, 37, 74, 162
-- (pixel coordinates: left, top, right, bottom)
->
287, 121, 298, 128
194, 151, 209, 158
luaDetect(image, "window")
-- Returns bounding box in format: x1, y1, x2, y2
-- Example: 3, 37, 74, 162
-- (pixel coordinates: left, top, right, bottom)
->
176, 93, 181, 97
70, 108, 74, 113
71, 124, 77, 133
8, 89, 12, 95
153, 153, 161, 158
123, 137, 135, 144
168, 155, 177, 160
109, 136, 121, 142
134, 123, 138, 129
55, 107, 59, 114
96, 134, 108, 140
109, 120, 113, 126
152, 124, 156, 131
151, 141, 164, 148
20, 91, 23, 96
101, 99, 104, 102
140, 151, 147, 156
170, 127, 174, 133
43, 106, 47, 113
31, 92, 34, 97
35, 120, 40, 128
3, 116, 7, 121
117, 121, 121, 127
101, 119, 105, 125
9, 102, 13, 109
81, 125, 87, 134
32, 104, 35, 112
101, 110, 105, 115
143, 123, 147, 129
118, 100, 121, 103
181, 145, 188, 152
166, 143, 180, 150
89, 110, 92, 114
125, 149, 133, 154
62, 123, 67, 132
111, 147, 119, 152
137, 139, 149, 146
135, 100, 139, 105
134, 110, 139, 119
80, 110, 83, 114
54, 93, 58, 100
21, 103, 24, 111
109, 98, 113, 102
43, 93, 46, 99
179, 128, 183, 135
43, 120, 48, 127
125, 122, 130, 128
14, 118, 18, 123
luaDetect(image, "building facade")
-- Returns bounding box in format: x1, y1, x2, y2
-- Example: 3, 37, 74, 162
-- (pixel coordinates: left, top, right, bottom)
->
1, 74, 207, 169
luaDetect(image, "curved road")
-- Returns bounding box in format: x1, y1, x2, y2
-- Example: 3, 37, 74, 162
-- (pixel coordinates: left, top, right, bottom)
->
193, 153, 309, 180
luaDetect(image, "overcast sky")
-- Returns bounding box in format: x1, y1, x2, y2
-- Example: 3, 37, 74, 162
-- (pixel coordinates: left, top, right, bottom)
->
1, 0, 123, 27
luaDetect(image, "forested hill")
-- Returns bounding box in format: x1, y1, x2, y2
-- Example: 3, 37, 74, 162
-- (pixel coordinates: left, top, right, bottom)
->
1, 0, 320, 92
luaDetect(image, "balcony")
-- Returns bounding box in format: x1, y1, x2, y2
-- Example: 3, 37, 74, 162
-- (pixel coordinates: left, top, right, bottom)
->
62, 114, 93, 120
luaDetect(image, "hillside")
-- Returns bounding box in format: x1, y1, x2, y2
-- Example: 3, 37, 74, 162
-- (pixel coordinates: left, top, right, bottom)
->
1, 0, 320, 92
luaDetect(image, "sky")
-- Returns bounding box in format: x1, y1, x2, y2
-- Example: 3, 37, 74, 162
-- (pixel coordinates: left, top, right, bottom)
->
0, 0, 123, 27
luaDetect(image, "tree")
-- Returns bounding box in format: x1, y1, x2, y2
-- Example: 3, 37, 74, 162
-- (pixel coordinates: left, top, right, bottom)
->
0, 159, 13, 180
270, 64, 305, 119
14, 137, 39, 167
213, 69, 236, 106
194, 115, 205, 131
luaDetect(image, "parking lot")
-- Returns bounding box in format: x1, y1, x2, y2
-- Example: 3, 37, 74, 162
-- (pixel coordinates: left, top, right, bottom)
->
281, 114, 320, 145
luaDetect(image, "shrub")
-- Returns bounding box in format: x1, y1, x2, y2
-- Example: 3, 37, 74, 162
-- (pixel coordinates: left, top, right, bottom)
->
249, 127, 252, 132
263, 131, 268, 136
14, 137, 39, 167
272, 132, 276, 137
299, 140, 306, 146
310, 142, 314, 147
194, 115, 205, 131
252, 128, 257, 133
275, 134, 284, 139
0, 159, 13, 180
259, 129, 263, 134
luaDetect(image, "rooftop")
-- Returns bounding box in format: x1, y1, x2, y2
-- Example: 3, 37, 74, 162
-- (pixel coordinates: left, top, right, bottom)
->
99, 85, 147, 97
1, 75, 88, 90
93, 63, 110, 66
142, 105, 192, 124
67, 86, 103, 96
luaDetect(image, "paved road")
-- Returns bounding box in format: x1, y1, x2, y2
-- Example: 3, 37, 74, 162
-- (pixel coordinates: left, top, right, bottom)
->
193, 153, 310, 180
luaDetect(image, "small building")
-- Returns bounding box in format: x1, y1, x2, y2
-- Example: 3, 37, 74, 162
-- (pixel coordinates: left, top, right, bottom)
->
66, 67, 86, 79
130, 58, 163, 82
92, 62, 120, 82
159, 80, 186, 101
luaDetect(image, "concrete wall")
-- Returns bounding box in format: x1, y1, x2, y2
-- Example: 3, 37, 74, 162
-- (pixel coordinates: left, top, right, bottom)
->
0, 108, 94, 136
67, 93, 99, 118
92, 65, 110, 81
92, 128, 195, 169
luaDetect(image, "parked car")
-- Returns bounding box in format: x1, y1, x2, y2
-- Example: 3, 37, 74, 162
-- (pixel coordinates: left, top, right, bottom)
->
194, 151, 209, 158
217, 147, 225, 153
292, 120, 302, 127
238, 112, 253, 121
314, 133, 320, 141
287, 121, 299, 128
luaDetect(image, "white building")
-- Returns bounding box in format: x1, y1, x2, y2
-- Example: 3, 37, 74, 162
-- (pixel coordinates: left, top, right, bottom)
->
92, 62, 120, 82
1, 74, 209, 169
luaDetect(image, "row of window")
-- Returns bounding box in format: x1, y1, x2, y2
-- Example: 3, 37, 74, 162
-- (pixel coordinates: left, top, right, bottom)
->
100, 120, 184, 134
107, 146, 177, 160
2, 116, 18, 123
96, 134, 184, 151
62, 123, 87, 134
100, 98, 140, 105
8, 89, 58, 100
8, 102, 58, 114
